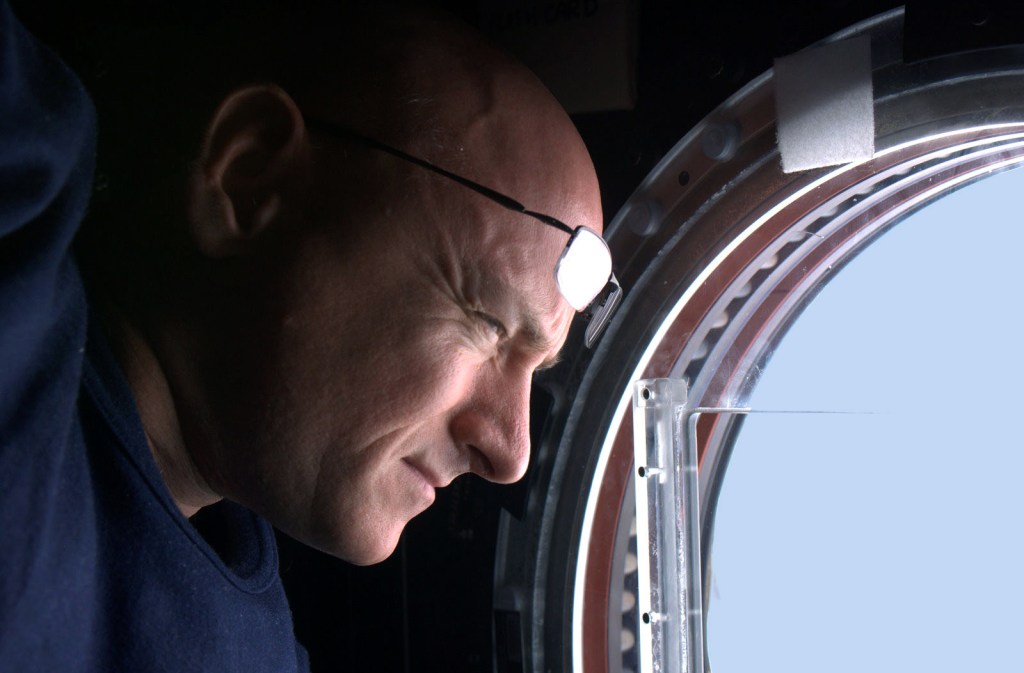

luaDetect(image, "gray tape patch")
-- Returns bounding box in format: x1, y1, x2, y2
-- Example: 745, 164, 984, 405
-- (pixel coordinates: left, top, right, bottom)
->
775, 35, 875, 173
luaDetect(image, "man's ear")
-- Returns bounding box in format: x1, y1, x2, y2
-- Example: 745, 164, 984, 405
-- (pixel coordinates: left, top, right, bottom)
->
188, 84, 307, 258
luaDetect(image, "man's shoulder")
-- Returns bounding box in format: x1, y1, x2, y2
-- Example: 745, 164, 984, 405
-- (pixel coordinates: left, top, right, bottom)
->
0, 336, 307, 671
0, 0, 96, 427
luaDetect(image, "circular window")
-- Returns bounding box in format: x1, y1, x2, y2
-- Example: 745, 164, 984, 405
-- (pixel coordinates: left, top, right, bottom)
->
493, 8, 1024, 672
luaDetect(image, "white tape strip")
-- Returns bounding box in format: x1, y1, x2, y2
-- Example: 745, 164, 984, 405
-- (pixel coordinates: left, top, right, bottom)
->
774, 35, 875, 173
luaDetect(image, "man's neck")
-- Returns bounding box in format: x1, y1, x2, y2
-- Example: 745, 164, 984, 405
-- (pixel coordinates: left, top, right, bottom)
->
100, 307, 222, 519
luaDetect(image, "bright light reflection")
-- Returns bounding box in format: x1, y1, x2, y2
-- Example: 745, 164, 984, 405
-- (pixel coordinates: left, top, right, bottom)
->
556, 227, 613, 311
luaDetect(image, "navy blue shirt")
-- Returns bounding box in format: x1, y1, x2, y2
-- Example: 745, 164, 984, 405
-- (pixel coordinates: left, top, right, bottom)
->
0, 4, 309, 670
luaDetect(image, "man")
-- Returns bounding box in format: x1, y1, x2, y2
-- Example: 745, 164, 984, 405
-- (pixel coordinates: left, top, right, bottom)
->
1, 1, 606, 670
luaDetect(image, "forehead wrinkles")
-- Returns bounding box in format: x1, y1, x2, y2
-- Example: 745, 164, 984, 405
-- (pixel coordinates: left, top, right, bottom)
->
477, 226, 569, 331
422, 167, 566, 304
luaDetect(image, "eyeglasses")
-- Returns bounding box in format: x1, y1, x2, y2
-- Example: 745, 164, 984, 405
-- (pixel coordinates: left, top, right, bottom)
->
304, 116, 622, 348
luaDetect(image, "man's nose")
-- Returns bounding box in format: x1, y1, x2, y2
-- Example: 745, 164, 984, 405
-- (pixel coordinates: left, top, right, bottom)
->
449, 362, 533, 484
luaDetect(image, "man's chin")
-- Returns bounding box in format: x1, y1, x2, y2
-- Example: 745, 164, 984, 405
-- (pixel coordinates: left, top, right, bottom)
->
343, 537, 402, 566
292, 492, 438, 564
304, 518, 408, 566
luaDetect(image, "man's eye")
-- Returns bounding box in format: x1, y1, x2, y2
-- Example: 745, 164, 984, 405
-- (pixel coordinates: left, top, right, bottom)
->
475, 311, 506, 339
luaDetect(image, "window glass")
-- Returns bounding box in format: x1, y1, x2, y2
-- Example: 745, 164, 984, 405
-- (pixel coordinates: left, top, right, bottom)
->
706, 166, 1024, 672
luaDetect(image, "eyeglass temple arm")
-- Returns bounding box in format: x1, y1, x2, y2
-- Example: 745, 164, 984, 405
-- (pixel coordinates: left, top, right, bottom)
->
304, 117, 576, 236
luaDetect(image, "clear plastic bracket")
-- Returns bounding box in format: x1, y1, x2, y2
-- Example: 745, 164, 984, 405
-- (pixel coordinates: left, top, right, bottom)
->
632, 378, 705, 673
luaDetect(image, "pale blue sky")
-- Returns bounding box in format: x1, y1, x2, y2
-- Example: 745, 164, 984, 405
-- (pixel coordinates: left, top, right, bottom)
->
705, 165, 1024, 672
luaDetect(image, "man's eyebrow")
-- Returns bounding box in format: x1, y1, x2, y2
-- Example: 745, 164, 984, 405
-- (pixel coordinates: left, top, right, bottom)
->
519, 312, 564, 371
